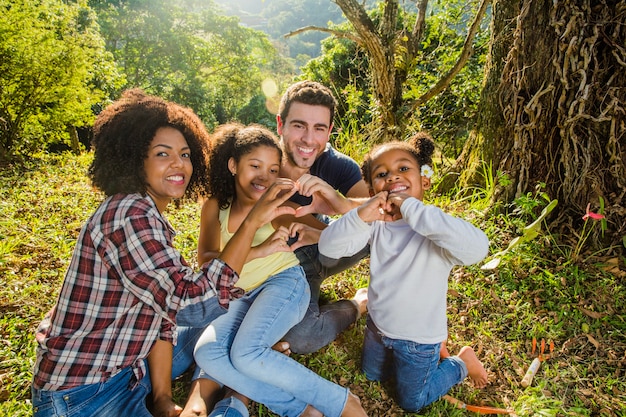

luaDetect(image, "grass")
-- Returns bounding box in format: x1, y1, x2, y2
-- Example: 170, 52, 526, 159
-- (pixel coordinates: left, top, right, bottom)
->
1, 152, 625, 416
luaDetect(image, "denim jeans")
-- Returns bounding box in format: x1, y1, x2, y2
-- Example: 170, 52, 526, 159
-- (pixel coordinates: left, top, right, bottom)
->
282, 243, 370, 354
31, 325, 204, 417
176, 293, 226, 328
208, 396, 250, 417
194, 266, 349, 417
361, 317, 468, 412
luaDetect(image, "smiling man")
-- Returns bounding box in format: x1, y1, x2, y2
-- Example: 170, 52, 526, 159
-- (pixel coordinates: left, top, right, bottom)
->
275, 81, 371, 354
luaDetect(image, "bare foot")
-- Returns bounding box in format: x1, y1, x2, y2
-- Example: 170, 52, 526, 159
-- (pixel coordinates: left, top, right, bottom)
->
458, 346, 488, 388
151, 396, 183, 417
340, 392, 368, 417
180, 379, 222, 417
352, 288, 368, 317
272, 340, 291, 356
300, 405, 323, 417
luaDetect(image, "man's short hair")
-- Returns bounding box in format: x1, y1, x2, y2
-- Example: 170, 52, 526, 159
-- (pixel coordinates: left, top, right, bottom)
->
278, 81, 337, 126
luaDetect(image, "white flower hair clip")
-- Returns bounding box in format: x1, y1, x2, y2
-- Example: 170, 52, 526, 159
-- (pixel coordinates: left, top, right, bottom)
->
420, 164, 433, 178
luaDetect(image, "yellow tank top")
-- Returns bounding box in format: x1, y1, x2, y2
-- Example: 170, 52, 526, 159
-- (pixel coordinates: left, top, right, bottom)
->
220, 206, 300, 291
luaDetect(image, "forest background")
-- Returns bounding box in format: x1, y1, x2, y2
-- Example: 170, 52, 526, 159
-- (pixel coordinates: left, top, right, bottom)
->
1, 0, 625, 416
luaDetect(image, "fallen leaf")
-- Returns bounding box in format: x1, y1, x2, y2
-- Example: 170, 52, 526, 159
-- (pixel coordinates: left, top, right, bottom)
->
578, 306, 607, 319
585, 333, 600, 349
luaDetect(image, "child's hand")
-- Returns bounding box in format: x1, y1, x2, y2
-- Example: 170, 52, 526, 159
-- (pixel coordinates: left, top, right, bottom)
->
357, 191, 392, 222
357, 191, 409, 222
256, 226, 293, 258
287, 222, 322, 251
385, 192, 411, 221
248, 179, 298, 227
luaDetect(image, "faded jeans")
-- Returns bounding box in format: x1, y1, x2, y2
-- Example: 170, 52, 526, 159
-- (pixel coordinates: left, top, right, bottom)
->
31, 325, 203, 417
194, 266, 349, 417
362, 317, 468, 412
282, 243, 370, 353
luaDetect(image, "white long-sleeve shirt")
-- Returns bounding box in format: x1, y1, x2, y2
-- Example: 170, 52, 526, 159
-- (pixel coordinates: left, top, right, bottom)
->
319, 197, 489, 344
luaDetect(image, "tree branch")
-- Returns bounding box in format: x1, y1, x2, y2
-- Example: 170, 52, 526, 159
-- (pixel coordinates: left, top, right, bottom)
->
284, 25, 362, 44
407, 0, 489, 114
410, 0, 429, 53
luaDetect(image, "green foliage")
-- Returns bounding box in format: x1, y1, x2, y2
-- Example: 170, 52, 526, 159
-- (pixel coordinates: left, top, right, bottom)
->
301, 1, 487, 155
0, 0, 122, 159
91, 0, 292, 126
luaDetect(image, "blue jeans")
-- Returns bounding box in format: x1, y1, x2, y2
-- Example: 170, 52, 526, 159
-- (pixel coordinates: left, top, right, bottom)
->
176, 292, 226, 328
31, 325, 204, 417
194, 266, 349, 417
362, 317, 468, 412
208, 397, 250, 417
282, 243, 370, 354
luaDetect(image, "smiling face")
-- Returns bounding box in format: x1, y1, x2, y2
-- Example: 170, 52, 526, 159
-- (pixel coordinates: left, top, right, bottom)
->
368, 148, 431, 201
144, 126, 193, 213
277, 102, 332, 170
228, 145, 281, 204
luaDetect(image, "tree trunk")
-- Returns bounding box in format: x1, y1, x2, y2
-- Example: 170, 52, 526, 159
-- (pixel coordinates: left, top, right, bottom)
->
332, 0, 488, 143
453, 0, 626, 249
68, 126, 81, 155
334, 0, 406, 143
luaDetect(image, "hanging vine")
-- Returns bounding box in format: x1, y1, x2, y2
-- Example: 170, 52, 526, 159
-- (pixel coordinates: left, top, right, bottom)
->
497, 0, 625, 248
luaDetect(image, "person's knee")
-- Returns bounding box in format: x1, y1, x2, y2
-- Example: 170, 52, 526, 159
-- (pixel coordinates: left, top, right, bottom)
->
281, 318, 325, 354
394, 382, 432, 413
230, 342, 265, 371
395, 393, 426, 413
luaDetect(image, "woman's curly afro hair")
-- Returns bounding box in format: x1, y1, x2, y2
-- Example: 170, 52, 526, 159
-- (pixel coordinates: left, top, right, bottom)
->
361, 131, 435, 185
88, 89, 211, 199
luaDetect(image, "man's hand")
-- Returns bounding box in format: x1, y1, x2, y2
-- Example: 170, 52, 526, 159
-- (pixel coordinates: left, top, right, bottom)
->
294, 174, 352, 217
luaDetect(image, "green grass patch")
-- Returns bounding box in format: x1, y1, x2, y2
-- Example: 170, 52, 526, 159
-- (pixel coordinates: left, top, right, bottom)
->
1, 152, 625, 416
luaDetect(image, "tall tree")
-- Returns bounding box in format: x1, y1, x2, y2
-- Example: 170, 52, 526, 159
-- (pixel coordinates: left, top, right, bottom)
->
0, 0, 120, 160
92, 0, 291, 125
287, 0, 489, 142
454, 0, 625, 248
300, 7, 487, 158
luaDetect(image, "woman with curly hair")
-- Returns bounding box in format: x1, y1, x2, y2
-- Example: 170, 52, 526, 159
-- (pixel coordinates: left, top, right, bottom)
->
31, 90, 298, 417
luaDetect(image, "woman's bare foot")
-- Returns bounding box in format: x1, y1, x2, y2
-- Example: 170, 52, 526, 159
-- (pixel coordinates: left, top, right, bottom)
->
458, 346, 488, 388
352, 288, 368, 317
340, 392, 368, 417
180, 379, 222, 417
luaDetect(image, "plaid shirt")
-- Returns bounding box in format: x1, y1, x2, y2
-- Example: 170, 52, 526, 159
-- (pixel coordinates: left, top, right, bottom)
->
33, 194, 239, 391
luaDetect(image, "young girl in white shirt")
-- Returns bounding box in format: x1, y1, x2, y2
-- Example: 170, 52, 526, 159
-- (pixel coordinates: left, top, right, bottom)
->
319, 132, 489, 412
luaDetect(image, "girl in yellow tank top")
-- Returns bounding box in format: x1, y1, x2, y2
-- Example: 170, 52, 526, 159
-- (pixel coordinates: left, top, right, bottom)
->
191, 123, 358, 417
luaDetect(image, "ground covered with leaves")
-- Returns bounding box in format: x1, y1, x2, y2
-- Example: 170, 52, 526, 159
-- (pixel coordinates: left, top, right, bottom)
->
1, 153, 624, 416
